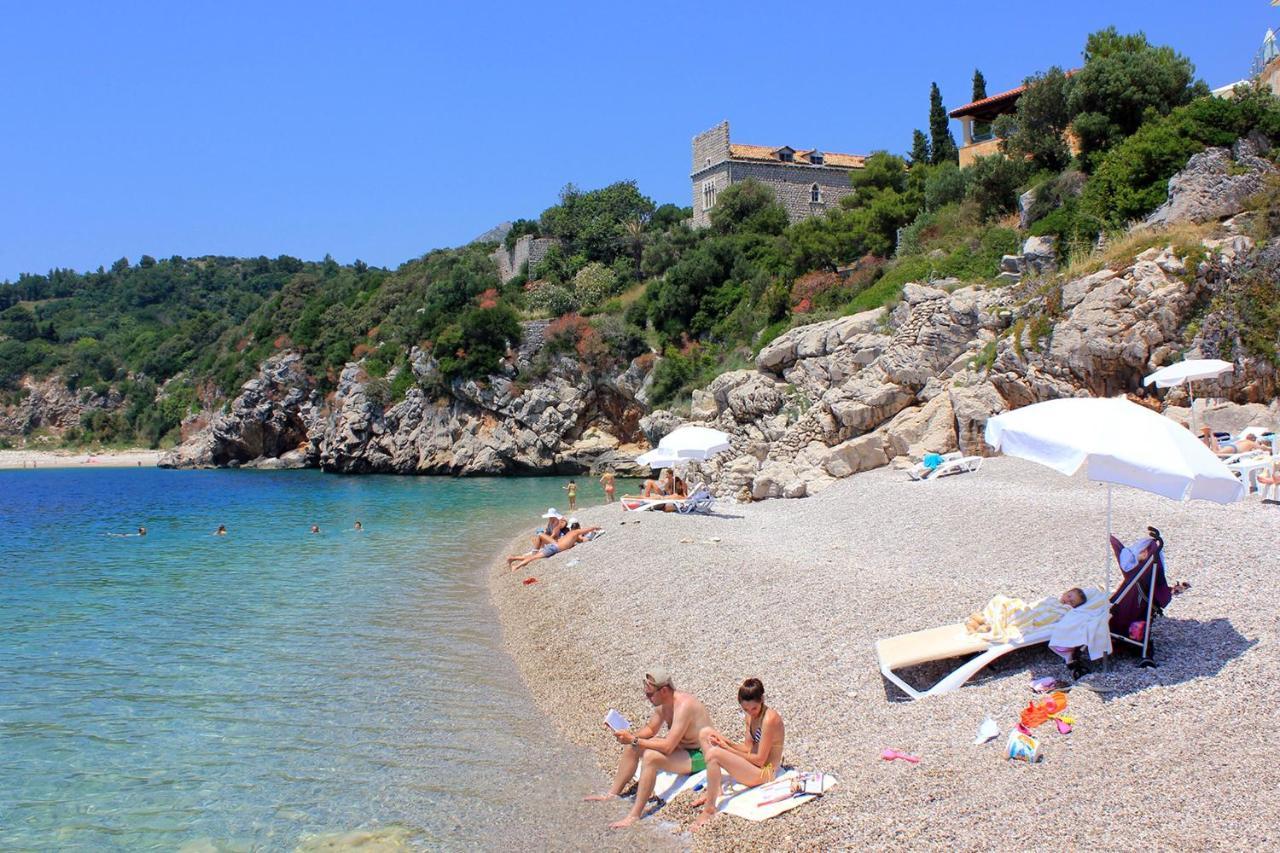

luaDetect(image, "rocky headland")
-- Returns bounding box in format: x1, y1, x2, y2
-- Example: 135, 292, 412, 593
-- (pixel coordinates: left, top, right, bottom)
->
156, 143, 1280, 491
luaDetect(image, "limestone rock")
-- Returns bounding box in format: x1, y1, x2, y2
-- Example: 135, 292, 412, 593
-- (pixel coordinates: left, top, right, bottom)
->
1146, 142, 1277, 226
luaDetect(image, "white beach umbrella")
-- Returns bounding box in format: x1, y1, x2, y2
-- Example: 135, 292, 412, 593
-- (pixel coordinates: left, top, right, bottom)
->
634, 447, 685, 469
985, 397, 1244, 599
657, 426, 733, 461
1144, 358, 1234, 432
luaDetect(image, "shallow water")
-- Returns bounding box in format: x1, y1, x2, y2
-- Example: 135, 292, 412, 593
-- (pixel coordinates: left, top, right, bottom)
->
0, 469, 663, 850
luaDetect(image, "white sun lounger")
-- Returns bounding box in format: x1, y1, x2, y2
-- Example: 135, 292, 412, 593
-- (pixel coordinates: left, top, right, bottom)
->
875, 588, 1108, 700
907, 452, 984, 481
621, 483, 714, 514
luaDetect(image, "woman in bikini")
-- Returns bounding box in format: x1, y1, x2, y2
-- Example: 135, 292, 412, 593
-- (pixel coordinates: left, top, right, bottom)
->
507, 524, 600, 572
691, 677, 784, 832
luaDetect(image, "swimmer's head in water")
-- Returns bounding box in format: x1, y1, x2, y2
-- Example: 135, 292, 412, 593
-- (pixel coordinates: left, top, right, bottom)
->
310, 525, 320, 534
354, 521, 362, 530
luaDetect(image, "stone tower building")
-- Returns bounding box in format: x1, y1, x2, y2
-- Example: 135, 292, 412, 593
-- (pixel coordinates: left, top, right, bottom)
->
690, 121, 866, 228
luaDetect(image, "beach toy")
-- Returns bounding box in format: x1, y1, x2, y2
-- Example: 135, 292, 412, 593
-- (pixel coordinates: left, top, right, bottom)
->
880, 748, 920, 764
1020, 692, 1069, 729
1030, 676, 1058, 693
1043, 691, 1068, 715
522, 577, 538, 585
974, 716, 1000, 745
1055, 717, 1074, 735
1006, 730, 1041, 763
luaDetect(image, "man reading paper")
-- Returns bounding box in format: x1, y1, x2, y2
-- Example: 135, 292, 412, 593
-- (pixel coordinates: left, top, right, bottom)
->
584, 667, 713, 830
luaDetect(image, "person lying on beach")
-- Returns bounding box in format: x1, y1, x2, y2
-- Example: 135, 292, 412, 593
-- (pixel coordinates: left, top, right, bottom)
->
1200, 426, 1266, 456
584, 668, 714, 830
506, 515, 567, 567
691, 677, 785, 832
1048, 587, 1089, 678
507, 524, 600, 572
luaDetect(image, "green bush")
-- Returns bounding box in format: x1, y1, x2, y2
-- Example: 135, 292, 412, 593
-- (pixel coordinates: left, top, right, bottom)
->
572, 262, 618, 310
966, 155, 1031, 221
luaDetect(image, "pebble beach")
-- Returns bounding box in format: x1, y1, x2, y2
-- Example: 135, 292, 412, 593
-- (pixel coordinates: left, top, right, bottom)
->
490, 458, 1279, 850
0, 448, 161, 469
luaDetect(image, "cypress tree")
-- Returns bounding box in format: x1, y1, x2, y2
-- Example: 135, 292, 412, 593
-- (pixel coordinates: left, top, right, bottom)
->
972, 68, 987, 102
909, 130, 931, 165
928, 82, 958, 165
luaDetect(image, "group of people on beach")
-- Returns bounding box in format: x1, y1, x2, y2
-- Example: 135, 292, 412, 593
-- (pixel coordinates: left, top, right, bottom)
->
505, 507, 602, 572
586, 669, 784, 833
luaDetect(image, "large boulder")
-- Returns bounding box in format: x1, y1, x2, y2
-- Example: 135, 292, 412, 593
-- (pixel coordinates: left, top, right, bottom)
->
1146, 139, 1276, 226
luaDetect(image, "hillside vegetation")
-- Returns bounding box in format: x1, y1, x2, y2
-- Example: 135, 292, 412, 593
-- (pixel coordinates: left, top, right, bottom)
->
4, 26, 1280, 449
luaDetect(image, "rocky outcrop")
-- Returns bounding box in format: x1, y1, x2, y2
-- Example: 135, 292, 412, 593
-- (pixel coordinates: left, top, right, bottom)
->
160, 353, 320, 468
662, 223, 1278, 500
0, 377, 122, 437
162, 324, 656, 475
1146, 137, 1277, 226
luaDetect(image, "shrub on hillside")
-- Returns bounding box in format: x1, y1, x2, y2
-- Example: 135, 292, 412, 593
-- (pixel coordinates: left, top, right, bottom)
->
572, 262, 618, 310
1080, 90, 1280, 227
966, 155, 1032, 221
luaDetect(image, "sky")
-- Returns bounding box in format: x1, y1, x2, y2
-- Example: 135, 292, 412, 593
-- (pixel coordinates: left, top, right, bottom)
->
2, 1, 1276, 282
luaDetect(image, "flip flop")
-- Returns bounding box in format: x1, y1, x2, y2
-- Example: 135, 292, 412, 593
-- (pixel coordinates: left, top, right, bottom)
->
880, 748, 920, 764
522, 577, 538, 585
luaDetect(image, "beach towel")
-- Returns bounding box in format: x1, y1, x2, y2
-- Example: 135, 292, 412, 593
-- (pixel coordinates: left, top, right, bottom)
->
632, 768, 707, 803
967, 595, 1067, 643
711, 770, 838, 822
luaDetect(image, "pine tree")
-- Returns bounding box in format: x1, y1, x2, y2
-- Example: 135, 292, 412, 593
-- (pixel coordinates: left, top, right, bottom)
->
928, 82, 958, 165
972, 68, 987, 102
909, 130, 931, 165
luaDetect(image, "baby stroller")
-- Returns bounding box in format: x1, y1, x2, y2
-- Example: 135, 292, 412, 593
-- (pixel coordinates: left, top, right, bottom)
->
1108, 526, 1172, 668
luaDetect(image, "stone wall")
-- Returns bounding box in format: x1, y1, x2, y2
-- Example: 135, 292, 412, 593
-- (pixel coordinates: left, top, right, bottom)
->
728, 161, 857, 223
490, 235, 561, 284
690, 164, 732, 228
692, 121, 730, 172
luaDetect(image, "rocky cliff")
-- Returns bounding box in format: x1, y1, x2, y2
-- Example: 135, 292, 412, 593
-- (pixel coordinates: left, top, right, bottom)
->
160, 321, 655, 475
650, 224, 1279, 500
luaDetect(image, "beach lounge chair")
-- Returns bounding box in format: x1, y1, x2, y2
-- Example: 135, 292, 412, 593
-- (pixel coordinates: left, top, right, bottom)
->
621, 483, 714, 514
875, 588, 1108, 700
907, 452, 984, 481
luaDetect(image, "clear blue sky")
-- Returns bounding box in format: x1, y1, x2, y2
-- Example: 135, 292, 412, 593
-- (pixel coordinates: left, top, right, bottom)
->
2, 1, 1274, 281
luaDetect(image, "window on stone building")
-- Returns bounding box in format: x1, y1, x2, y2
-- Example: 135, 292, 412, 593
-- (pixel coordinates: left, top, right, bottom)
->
810, 152, 824, 165
777, 147, 794, 162
810, 183, 822, 204
702, 180, 717, 211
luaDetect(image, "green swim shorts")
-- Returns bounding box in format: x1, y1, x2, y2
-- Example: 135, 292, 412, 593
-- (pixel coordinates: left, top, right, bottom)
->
687, 747, 706, 774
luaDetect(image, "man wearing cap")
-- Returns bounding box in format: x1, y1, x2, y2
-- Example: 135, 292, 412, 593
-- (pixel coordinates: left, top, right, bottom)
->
507, 509, 566, 568
585, 668, 713, 830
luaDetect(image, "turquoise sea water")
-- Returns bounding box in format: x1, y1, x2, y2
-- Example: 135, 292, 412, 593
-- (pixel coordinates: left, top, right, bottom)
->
0, 469, 633, 851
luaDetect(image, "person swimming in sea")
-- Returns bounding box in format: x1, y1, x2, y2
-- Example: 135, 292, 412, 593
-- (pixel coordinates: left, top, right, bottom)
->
354, 521, 363, 532
310, 524, 320, 534
214, 524, 227, 536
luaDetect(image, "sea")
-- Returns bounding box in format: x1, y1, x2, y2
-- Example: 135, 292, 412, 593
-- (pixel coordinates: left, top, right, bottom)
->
0, 468, 663, 851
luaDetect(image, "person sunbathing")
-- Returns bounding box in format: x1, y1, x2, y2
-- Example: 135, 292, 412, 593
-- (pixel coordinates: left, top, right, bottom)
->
584, 668, 713, 831
507, 514, 566, 567
508, 523, 600, 572
690, 678, 785, 833
637, 469, 674, 498
1201, 426, 1265, 456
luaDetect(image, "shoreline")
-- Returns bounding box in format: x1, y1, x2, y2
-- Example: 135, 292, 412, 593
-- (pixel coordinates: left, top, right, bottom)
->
0, 448, 162, 469
488, 458, 1278, 849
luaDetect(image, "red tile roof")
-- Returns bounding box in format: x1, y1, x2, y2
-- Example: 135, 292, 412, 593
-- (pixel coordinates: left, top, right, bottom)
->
728, 143, 865, 169
949, 70, 1079, 119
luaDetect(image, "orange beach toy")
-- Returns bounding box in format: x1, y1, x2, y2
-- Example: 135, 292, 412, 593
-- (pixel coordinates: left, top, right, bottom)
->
1020, 691, 1069, 729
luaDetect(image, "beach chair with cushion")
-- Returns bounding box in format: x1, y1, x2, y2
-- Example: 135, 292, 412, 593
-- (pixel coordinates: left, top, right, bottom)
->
907, 452, 984, 481
875, 588, 1108, 700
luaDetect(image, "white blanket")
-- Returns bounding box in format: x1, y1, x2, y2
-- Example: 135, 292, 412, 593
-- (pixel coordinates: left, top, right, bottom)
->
632, 768, 706, 803
712, 770, 838, 822
1047, 587, 1111, 660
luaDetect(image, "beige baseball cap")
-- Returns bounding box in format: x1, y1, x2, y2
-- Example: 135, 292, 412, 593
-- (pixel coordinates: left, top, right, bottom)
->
645, 667, 673, 689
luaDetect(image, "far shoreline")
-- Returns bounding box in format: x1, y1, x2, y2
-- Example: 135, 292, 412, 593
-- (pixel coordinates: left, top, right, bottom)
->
0, 448, 162, 470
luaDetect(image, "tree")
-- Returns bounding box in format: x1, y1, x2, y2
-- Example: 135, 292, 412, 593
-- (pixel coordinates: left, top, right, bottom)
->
538, 181, 656, 264
909, 130, 931, 166
967, 154, 1032, 221
1068, 27, 1208, 170
929, 83, 958, 165
996, 67, 1075, 172
972, 68, 987, 102
709, 180, 788, 236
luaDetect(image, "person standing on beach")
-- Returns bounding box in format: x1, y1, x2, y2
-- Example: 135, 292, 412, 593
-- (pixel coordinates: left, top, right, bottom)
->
585, 668, 713, 830
564, 479, 578, 511
599, 469, 616, 503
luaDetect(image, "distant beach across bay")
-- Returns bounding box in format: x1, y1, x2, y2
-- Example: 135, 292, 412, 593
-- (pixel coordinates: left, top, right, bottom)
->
0, 448, 161, 469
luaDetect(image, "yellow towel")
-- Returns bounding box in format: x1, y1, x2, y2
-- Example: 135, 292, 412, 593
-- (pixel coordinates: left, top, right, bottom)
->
968, 595, 1068, 643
